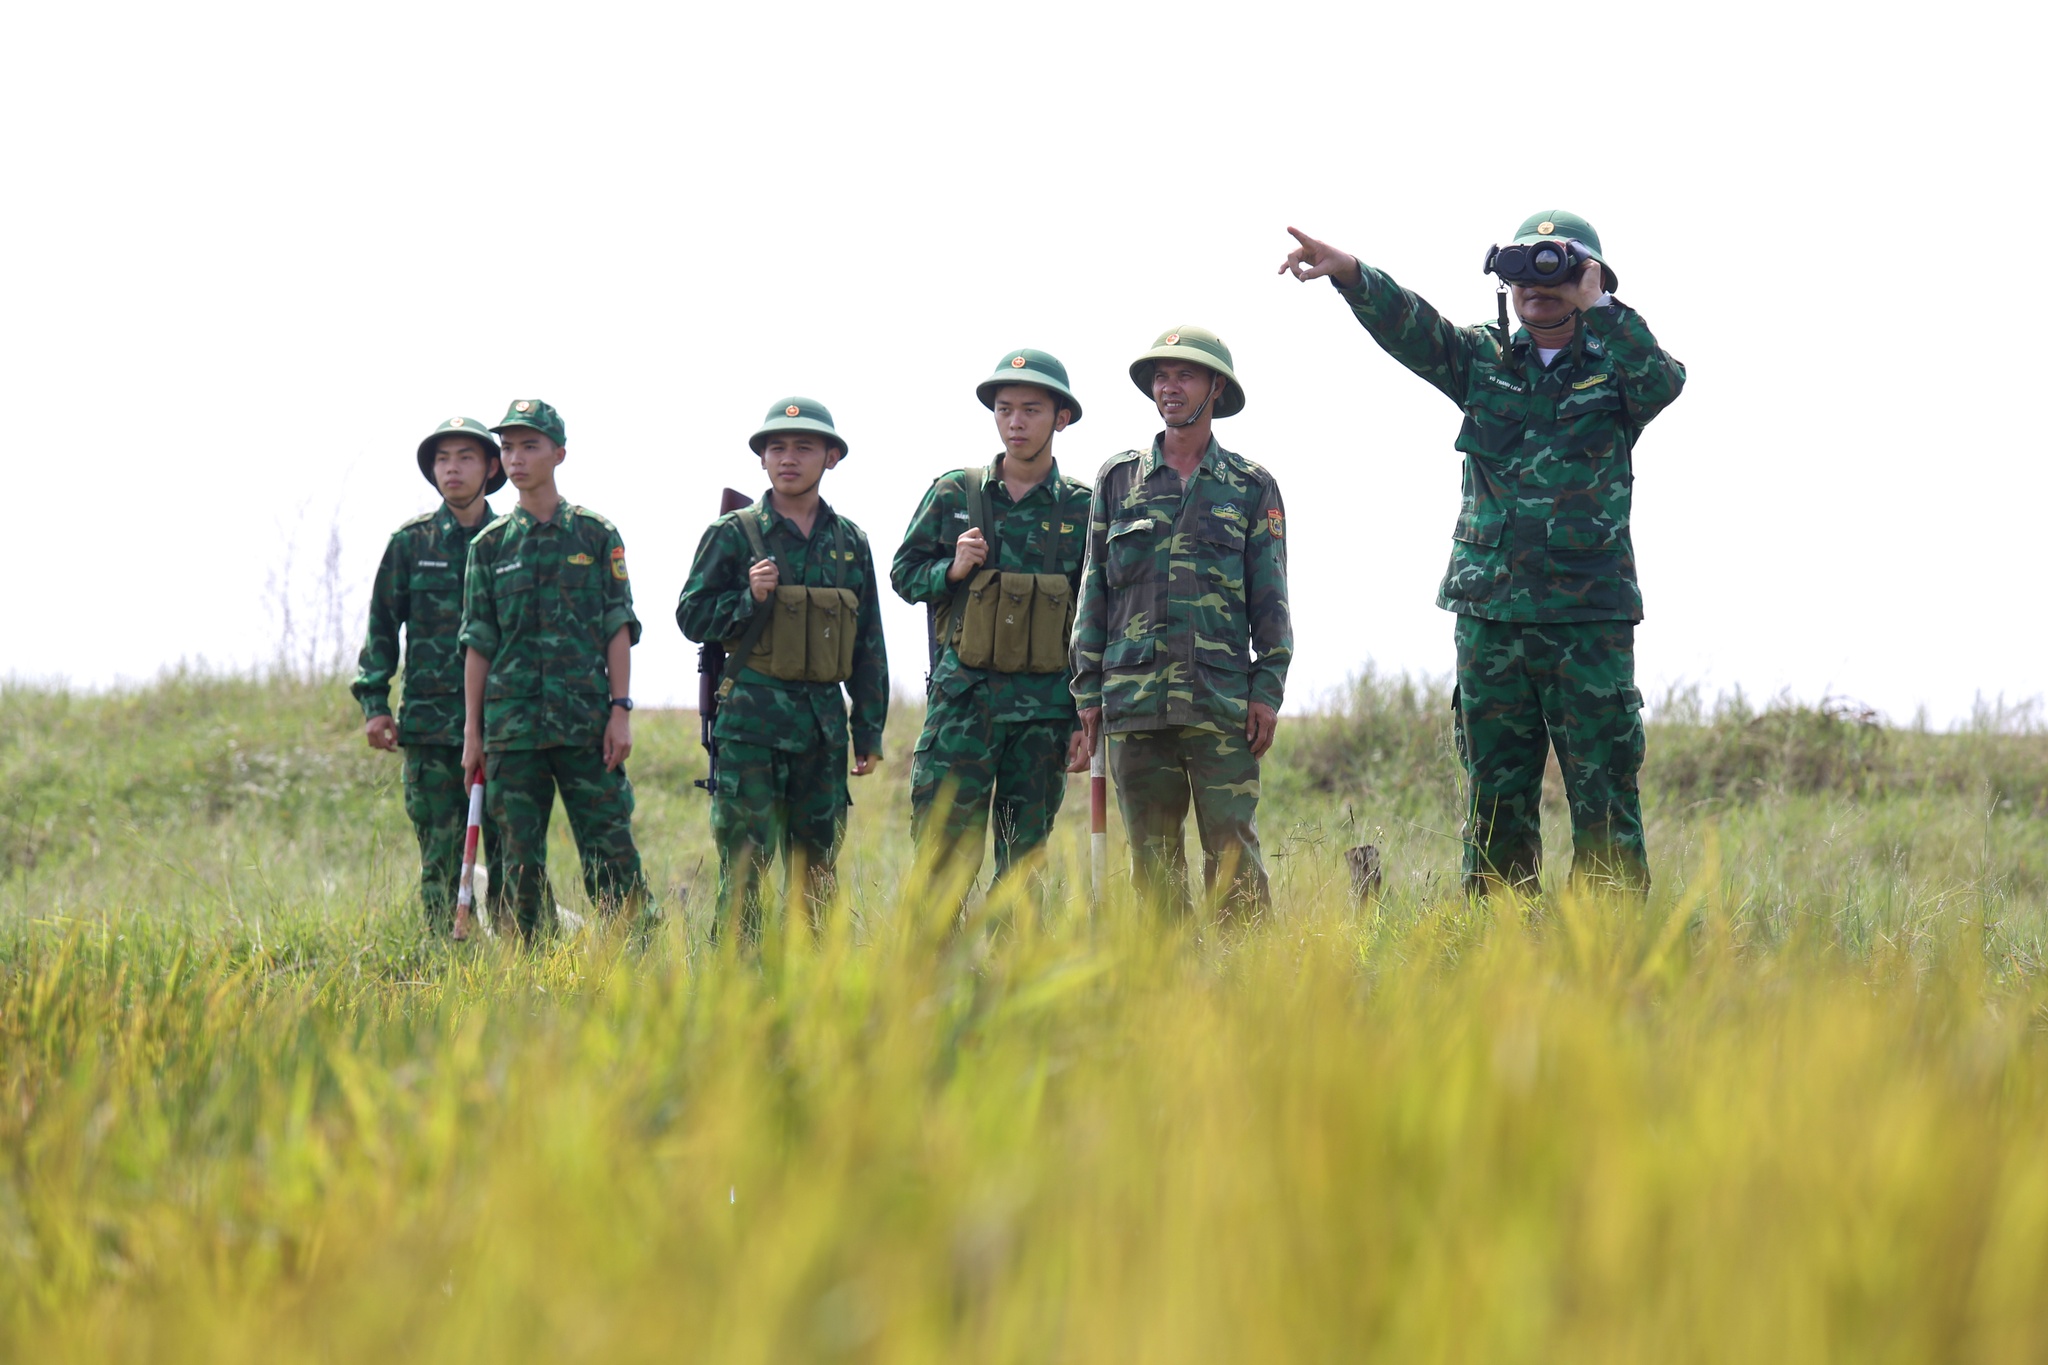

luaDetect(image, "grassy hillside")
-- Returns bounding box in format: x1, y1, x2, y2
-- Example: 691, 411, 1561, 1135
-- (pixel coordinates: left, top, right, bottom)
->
3, 672, 2046, 1361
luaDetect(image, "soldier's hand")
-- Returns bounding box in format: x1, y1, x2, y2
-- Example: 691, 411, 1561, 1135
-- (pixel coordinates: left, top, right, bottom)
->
603, 709, 633, 771
461, 729, 482, 781
364, 715, 398, 751
1067, 707, 1103, 773
1279, 227, 1362, 288
852, 753, 879, 777
1565, 258, 1609, 313
1246, 702, 1279, 758
947, 528, 988, 583
749, 557, 780, 602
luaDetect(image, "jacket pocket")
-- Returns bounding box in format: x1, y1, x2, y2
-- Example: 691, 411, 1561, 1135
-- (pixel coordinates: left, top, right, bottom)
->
1104, 517, 1159, 589
1453, 511, 1506, 547
1100, 634, 1160, 713
1196, 651, 1250, 721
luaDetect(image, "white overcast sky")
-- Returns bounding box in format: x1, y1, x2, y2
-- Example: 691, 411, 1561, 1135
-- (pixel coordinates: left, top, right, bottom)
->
4, 1, 2040, 727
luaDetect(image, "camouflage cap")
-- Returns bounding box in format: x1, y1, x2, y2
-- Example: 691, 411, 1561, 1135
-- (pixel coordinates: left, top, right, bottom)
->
415, 416, 506, 494
491, 398, 567, 446
1511, 210, 1618, 293
1128, 325, 1245, 418
749, 396, 848, 458
975, 348, 1083, 424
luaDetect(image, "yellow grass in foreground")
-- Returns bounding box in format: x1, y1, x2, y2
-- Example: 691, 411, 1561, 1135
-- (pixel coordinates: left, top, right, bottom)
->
7, 852, 2048, 1364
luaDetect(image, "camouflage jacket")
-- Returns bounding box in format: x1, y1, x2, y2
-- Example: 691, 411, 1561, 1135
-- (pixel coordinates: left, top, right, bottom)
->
1336, 265, 1685, 622
457, 501, 641, 752
889, 456, 1092, 723
676, 495, 889, 758
351, 500, 497, 746
1070, 437, 1292, 734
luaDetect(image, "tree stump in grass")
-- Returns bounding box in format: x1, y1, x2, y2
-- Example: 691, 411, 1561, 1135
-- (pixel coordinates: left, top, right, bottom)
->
1346, 844, 1383, 905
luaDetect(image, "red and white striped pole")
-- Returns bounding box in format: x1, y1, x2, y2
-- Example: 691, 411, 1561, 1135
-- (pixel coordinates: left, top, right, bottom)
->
452, 767, 484, 941
1089, 739, 1107, 909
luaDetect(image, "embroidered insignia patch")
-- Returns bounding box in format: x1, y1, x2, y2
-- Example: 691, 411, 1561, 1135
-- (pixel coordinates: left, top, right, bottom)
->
567, 552, 594, 566
1572, 373, 1611, 390
610, 546, 629, 581
1266, 508, 1284, 539
1212, 502, 1242, 522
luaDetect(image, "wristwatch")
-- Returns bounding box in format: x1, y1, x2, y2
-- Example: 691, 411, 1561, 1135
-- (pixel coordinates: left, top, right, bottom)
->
609, 697, 634, 711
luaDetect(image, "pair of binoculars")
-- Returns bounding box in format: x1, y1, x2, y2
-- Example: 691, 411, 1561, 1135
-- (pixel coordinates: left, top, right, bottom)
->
1483, 238, 1593, 286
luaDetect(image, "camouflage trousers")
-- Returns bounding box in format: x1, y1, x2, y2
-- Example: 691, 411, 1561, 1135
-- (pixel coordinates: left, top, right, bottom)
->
484, 745, 648, 939
910, 695, 1073, 891
402, 744, 508, 931
1110, 725, 1269, 916
711, 738, 849, 942
1452, 614, 1648, 896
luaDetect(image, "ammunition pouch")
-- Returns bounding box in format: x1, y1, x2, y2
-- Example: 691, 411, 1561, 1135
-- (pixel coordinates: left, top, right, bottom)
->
937, 467, 1076, 674
717, 508, 858, 695
728, 584, 859, 684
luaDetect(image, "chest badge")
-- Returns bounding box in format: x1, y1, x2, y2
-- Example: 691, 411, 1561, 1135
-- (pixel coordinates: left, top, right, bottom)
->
566, 552, 594, 566
1572, 373, 1611, 390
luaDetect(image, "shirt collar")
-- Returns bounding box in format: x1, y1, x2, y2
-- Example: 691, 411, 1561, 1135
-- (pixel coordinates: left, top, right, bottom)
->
756, 492, 835, 538
986, 454, 1063, 502
1142, 435, 1220, 480
437, 500, 494, 535
507, 498, 568, 530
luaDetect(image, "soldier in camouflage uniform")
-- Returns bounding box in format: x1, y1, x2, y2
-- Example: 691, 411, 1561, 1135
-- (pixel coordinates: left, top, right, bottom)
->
458, 399, 649, 939
353, 416, 511, 930
1069, 327, 1293, 916
891, 350, 1093, 894
1281, 212, 1686, 894
676, 398, 889, 941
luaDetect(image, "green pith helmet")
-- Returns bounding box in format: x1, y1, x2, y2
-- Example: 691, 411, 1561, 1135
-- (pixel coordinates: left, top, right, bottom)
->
749, 396, 848, 458
975, 348, 1083, 424
491, 398, 567, 446
1511, 210, 1618, 293
416, 416, 506, 494
1128, 325, 1245, 418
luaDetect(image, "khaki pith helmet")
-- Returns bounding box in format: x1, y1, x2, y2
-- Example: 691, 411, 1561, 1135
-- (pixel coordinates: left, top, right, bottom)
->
976, 348, 1082, 424
1511, 210, 1618, 293
416, 416, 505, 494
749, 396, 848, 458
491, 398, 567, 446
1128, 325, 1245, 417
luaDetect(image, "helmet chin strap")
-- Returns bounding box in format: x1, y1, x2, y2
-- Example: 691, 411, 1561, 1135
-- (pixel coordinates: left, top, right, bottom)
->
446, 487, 485, 513
1163, 374, 1219, 429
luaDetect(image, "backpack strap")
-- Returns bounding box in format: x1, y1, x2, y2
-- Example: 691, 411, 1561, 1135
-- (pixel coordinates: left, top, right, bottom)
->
939, 466, 987, 649
719, 506, 778, 697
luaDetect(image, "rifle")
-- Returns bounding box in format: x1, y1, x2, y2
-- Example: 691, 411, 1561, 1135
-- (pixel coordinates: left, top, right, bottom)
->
694, 487, 755, 793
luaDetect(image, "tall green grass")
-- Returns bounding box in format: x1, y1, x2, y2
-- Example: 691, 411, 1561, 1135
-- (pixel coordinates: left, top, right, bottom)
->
3, 671, 2046, 1361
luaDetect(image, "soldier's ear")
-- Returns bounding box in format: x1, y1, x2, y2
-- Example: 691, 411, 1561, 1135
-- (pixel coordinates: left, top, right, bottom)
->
823, 447, 843, 471
1054, 408, 1073, 433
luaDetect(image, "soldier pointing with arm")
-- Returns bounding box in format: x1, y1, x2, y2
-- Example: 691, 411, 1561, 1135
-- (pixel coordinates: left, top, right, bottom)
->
1067, 327, 1292, 918
1280, 212, 1686, 895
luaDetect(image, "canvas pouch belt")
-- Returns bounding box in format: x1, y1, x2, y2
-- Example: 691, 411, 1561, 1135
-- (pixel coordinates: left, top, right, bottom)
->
936, 467, 1074, 674
719, 510, 858, 692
